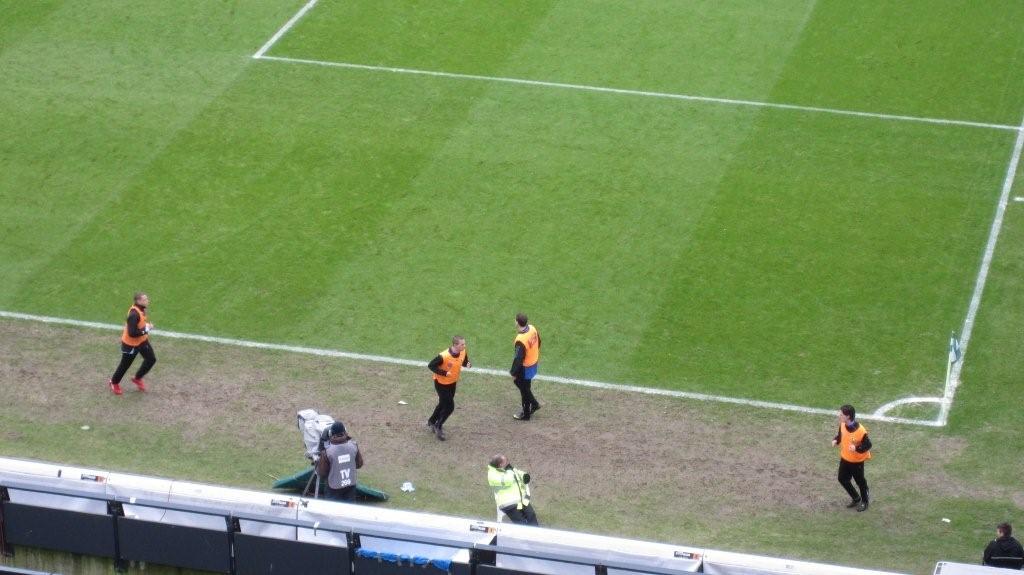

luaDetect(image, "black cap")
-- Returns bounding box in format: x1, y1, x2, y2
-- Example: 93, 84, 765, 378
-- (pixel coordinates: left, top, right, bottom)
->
329, 421, 346, 436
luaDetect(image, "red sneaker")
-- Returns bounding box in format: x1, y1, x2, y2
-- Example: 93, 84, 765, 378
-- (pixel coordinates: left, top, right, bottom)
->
109, 380, 123, 396
131, 377, 146, 392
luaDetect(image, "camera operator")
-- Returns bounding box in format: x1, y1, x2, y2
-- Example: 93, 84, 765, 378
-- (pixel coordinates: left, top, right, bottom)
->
487, 454, 539, 525
315, 422, 364, 502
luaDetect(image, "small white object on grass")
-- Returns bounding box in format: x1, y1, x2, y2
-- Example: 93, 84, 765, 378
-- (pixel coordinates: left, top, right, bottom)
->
942, 518, 951, 523
80, 425, 90, 431
398, 400, 408, 405
401, 481, 415, 493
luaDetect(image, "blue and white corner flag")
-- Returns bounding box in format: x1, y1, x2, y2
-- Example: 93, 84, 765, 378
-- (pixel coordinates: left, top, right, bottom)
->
948, 332, 962, 365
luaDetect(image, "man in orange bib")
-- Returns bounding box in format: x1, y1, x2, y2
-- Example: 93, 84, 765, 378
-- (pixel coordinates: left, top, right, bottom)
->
426, 336, 471, 441
107, 292, 157, 395
510, 313, 542, 421
831, 404, 872, 511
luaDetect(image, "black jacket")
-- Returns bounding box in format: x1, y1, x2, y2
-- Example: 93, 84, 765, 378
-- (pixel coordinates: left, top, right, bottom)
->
983, 535, 1024, 569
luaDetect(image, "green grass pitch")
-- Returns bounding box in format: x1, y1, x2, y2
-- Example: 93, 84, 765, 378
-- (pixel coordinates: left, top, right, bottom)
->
2, 1, 1022, 412
2, 2, 1024, 573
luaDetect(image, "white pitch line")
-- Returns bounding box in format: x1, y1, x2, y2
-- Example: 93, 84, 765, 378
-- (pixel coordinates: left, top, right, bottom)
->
1014, 197, 1024, 202
254, 55, 1018, 132
252, 0, 319, 59
0, 310, 939, 426
938, 121, 1024, 426
873, 396, 944, 417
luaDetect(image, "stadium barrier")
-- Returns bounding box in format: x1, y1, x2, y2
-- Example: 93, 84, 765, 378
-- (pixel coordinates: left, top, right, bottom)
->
0, 457, 910, 575
933, 563, 1024, 574
0, 567, 55, 575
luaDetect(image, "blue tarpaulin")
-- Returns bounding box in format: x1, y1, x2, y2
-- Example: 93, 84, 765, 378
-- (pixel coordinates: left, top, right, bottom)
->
356, 547, 452, 572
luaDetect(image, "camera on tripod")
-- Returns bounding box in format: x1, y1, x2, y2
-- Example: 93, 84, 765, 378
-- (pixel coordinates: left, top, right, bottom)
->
297, 409, 337, 464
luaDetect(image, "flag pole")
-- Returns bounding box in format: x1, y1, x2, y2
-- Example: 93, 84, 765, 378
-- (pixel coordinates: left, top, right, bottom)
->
945, 331, 960, 391
944, 338, 953, 391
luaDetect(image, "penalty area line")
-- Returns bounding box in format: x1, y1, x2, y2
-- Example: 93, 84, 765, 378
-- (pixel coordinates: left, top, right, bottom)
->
0, 310, 940, 427
253, 55, 1018, 133
248, 1, 1014, 132
252, 0, 319, 59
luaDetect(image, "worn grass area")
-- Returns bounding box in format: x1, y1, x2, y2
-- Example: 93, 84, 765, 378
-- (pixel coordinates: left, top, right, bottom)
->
1, 319, 1021, 574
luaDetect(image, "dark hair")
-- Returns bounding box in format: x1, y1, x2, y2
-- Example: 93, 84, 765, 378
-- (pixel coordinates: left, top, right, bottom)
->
329, 421, 347, 437
998, 523, 1012, 537
452, 335, 465, 345
840, 405, 856, 419
133, 292, 147, 303
515, 313, 528, 327
490, 454, 506, 467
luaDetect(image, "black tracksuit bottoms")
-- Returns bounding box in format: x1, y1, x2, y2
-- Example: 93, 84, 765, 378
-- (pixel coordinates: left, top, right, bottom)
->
514, 377, 540, 416
428, 381, 457, 427
111, 341, 157, 383
501, 503, 539, 526
837, 459, 869, 503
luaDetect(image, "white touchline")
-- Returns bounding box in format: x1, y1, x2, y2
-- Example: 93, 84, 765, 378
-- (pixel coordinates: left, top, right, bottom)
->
0, 310, 940, 427
252, 0, 319, 60
253, 55, 1017, 132
939, 122, 1024, 426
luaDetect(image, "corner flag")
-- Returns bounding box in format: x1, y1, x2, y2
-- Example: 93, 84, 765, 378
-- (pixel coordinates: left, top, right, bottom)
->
948, 332, 962, 365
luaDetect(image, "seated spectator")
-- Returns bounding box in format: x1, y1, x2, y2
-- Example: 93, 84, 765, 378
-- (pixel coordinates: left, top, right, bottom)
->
983, 522, 1024, 569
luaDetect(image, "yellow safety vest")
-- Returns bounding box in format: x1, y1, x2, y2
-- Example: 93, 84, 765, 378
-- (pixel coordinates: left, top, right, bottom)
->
121, 305, 149, 346
434, 348, 465, 385
839, 422, 872, 463
514, 325, 540, 367
487, 465, 530, 510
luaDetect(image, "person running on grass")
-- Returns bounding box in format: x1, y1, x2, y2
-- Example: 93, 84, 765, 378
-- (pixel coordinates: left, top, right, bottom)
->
426, 335, 471, 441
831, 404, 873, 511
108, 292, 156, 395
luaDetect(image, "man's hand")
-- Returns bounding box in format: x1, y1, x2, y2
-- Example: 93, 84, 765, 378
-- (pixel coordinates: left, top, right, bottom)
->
145, 322, 154, 331
831, 439, 838, 447
848, 444, 857, 452
466, 362, 472, 368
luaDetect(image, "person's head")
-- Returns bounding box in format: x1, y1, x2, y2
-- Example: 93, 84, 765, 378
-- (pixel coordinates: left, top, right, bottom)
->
839, 404, 856, 423
490, 454, 508, 468
451, 336, 466, 354
329, 421, 347, 441
134, 292, 149, 307
997, 523, 1012, 538
515, 313, 528, 329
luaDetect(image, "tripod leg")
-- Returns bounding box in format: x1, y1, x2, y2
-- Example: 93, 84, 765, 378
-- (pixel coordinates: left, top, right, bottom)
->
303, 468, 317, 497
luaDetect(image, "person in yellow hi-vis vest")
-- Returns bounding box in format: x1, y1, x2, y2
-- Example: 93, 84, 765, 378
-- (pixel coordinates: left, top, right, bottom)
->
831, 404, 873, 512
426, 335, 471, 441
487, 454, 538, 525
107, 292, 157, 396
510, 313, 542, 420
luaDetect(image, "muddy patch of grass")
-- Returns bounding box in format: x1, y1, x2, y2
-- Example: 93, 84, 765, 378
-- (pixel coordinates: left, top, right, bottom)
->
0, 319, 1015, 573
